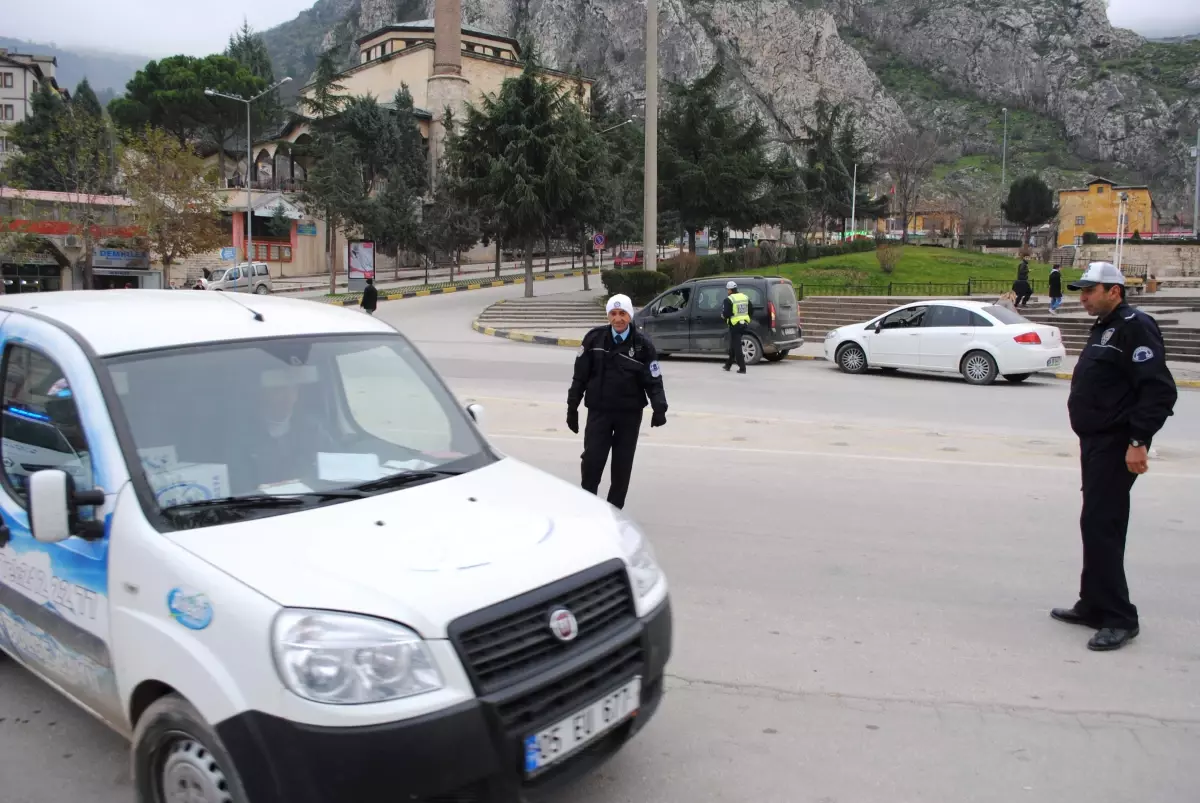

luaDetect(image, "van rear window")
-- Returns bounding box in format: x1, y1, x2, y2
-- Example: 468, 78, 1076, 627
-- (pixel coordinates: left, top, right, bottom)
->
769, 282, 797, 308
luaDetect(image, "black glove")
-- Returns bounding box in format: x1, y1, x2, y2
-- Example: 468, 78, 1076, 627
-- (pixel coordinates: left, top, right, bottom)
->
651, 409, 667, 428
567, 407, 579, 434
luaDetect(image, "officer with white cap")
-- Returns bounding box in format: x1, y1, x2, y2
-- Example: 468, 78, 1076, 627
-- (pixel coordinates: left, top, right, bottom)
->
566, 293, 668, 509
722, 280, 753, 373
1052, 261, 1177, 651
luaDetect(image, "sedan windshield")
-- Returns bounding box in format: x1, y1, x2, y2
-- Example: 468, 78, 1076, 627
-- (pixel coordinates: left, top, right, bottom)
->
104, 334, 493, 526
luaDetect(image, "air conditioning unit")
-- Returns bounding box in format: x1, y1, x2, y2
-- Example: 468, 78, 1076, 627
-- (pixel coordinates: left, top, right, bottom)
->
64, 235, 81, 248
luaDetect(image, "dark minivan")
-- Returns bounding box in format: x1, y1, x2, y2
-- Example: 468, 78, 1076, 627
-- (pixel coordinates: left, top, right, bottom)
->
634, 276, 802, 364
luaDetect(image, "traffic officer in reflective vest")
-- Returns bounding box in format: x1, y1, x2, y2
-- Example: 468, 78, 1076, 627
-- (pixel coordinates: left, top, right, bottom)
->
566, 293, 669, 509
1054, 262, 1177, 651
722, 280, 753, 373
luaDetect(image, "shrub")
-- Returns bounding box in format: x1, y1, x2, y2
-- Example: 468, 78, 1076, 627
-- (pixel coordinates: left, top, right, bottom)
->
1131, 230, 1142, 242
600, 269, 672, 305
876, 243, 902, 274
1082, 231, 1099, 244
658, 252, 700, 283
741, 247, 762, 271
760, 241, 781, 265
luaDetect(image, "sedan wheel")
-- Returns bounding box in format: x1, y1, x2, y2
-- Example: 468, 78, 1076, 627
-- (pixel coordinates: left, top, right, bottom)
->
836, 343, 868, 374
961, 351, 998, 385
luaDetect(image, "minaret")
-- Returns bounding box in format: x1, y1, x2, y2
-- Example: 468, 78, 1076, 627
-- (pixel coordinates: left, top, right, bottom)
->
427, 0, 470, 188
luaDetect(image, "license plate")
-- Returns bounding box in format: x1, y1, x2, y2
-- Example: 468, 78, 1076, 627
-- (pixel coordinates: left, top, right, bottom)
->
523, 677, 641, 776
1047, 357, 1062, 367
782, 327, 796, 335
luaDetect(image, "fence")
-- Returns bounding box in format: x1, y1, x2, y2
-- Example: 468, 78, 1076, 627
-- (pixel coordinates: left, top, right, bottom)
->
796, 279, 1063, 300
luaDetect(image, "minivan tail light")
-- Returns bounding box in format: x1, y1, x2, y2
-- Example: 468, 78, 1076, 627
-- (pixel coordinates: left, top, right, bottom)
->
768, 301, 777, 329
1014, 332, 1042, 345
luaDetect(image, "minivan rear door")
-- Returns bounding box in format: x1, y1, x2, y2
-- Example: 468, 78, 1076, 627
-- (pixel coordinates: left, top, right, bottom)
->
769, 280, 800, 338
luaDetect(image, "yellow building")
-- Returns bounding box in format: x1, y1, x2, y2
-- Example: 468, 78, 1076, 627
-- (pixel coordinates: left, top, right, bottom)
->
1057, 178, 1157, 247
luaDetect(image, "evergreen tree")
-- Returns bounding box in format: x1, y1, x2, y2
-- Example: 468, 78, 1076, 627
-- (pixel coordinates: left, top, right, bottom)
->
2, 83, 67, 190
659, 65, 771, 252
71, 79, 105, 119
226, 20, 282, 139
1002, 175, 1059, 245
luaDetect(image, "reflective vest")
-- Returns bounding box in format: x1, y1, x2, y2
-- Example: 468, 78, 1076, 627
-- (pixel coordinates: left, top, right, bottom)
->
728, 292, 751, 326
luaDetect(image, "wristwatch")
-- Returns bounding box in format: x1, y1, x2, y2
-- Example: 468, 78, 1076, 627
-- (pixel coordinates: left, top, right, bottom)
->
1129, 438, 1145, 448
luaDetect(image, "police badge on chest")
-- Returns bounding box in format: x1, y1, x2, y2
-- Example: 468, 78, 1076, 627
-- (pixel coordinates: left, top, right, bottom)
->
1101, 328, 1115, 346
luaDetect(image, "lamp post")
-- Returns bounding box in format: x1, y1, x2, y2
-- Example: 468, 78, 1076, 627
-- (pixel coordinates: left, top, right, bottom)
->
600, 118, 634, 135
1000, 107, 1008, 225
850, 163, 858, 241
1191, 130, 1199, 239
205, 77, 292, 293
1115, 192, 1129, 273
644, 0, 658, 272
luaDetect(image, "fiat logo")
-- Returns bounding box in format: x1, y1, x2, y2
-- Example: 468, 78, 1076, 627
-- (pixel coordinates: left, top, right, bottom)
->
548, 608, 579, 642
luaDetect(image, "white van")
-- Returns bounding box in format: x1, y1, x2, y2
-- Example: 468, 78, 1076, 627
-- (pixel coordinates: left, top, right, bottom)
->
205, 262, 271, 294
0, 290, 671, 803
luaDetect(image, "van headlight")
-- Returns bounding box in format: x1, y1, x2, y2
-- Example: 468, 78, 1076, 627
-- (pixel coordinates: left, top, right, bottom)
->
616, 515, 663, 600
272, 610, 443, 705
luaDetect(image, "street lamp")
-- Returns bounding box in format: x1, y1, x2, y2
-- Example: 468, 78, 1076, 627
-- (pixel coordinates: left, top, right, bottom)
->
1115, 191, 1129, 273
600, 118, 634, 135
1000, 107, 1009, 225
644, 0, 658, 273
205, 76, 292, 293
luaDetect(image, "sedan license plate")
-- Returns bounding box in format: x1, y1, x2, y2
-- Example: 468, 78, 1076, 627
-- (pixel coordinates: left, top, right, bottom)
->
523, 677, 641, 776
1047, 357, 1062, 367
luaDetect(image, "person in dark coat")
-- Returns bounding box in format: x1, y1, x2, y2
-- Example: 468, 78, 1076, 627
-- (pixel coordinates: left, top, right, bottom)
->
360, 278, 379, 315
1013, 259, 1033, 307
1048, 266, 1063, 314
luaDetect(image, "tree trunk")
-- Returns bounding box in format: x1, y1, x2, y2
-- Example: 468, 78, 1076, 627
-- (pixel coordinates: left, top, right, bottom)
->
688, 229, 696, 253
494, 238, 501, 279
544, 234, 551, 273
523, 241, 535, 298
581, 237, 590, 291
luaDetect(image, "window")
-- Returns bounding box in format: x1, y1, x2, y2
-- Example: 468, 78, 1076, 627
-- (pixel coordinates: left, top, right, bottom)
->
653, 288, 691, 315
1075, 216, 1085, 226
923, 305, 977, 327
880, 306, 927, 329
1096, 186, 1105, 194
0, 73, 12, 88
0, 137, 7, 153
1, 105, 14, 121
251, 243, 291, 262
981, 305, 1030, 325
1, 346, 93, 502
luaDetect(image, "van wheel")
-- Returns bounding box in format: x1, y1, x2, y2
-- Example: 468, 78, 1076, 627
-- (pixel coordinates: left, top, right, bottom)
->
741, 334, 763, 365
254, 284, 269, 295
764, 350, 788, 362
836, 343, 868, 374
961, 351, 999, 385
133, 694, 249, 803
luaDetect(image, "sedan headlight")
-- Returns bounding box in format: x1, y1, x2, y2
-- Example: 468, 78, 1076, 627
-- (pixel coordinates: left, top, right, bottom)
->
616, 515, 663, 600
272, 610, 443, 705
825, 330, 838, 339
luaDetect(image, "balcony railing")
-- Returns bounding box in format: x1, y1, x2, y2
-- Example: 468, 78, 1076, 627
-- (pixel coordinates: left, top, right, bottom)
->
219, 177, 306, 193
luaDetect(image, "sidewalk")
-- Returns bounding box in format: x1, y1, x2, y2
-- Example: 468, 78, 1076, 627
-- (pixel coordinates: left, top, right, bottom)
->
278, 255, 586, 298
470, 321, 1200, 387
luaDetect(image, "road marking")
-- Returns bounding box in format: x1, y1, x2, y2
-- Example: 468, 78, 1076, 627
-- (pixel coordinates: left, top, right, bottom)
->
489, 433, 1200, 479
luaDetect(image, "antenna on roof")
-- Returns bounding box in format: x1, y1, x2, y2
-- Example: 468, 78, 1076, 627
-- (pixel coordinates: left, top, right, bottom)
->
216, 291, 265, 322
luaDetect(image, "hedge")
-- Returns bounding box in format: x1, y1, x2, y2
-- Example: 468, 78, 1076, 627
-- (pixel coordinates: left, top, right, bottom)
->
656, 238, 878, 283
600, 269, 673, 305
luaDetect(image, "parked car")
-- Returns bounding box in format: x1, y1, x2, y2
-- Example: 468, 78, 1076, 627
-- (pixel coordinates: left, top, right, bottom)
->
613, 250, 644, 269
635, 275, 802, 364
206, 262, 271, 294
823, 300, 1066, 385
0, 289, 671, 803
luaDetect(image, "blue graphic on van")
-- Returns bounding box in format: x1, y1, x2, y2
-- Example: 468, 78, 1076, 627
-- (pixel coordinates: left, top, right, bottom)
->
167, 587, 213, 630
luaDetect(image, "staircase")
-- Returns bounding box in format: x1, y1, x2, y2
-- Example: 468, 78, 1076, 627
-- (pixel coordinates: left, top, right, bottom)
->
798, 297, 1200, 362
476, 296, 609, 330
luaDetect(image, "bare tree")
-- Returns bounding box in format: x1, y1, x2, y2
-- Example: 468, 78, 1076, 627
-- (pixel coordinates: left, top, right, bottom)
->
949, 186, 1000, 250
883, 129, 942, 243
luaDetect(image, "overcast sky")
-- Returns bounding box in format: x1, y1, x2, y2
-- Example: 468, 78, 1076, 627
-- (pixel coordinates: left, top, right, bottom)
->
5, 0, 1199, 58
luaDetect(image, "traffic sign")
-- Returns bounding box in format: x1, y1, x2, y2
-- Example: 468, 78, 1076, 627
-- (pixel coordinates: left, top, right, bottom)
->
593, 233, 606, 248
220, 247, 236, 261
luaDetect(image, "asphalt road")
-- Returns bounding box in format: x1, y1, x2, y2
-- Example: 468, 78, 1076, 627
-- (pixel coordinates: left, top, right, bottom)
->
3, 277, 1199, 803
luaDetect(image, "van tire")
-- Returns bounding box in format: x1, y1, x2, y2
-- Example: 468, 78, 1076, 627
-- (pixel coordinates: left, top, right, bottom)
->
254, 284, 269, 295
741, 333, 764, 365
133, 694, 250, 803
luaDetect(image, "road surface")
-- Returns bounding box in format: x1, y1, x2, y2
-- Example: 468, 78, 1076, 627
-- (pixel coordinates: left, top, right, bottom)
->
3, 277, 1198, 803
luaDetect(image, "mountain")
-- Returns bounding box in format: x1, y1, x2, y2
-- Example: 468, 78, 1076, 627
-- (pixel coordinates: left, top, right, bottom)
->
259, 0, 1200, 216
0, 37, 146, 99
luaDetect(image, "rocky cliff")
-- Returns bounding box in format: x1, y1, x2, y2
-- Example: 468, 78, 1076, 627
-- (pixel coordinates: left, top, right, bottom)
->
263, 0, 1200, 215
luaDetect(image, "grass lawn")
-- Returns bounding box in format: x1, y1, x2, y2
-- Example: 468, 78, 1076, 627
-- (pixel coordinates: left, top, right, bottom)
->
740, 246, 1083, 291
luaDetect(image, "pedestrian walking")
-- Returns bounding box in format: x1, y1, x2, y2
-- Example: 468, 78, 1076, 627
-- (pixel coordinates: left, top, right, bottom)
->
1053, 262, 1177, 651
567, 293, 668, 509
1048, 265, 1063, 314
1013, 258, 1033, 307
722, 280, 753, 373
360, 278, 379, 316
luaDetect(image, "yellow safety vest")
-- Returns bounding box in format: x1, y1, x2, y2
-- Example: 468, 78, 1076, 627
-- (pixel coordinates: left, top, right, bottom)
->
728, 292, 751, 326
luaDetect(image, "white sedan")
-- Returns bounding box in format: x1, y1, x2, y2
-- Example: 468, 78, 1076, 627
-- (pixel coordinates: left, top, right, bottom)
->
823, 300, 1067, 385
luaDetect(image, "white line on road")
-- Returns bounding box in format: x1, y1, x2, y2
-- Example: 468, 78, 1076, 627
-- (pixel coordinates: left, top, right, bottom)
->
490, 433, 1200, 479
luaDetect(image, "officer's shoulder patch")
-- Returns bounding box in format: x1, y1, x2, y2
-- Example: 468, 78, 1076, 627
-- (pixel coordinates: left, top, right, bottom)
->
1132, 346, 1154, 363
1100, 327, 1116, 345
649, 361, 662, 378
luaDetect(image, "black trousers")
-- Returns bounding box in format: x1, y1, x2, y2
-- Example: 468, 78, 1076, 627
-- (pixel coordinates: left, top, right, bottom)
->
725, 323, 747, 369
581, 408, 644, 509
1076, 433, 1140, 630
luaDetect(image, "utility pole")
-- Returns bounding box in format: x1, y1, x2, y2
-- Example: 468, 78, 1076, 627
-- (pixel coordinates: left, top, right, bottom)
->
850, 163, 858, 240
1000, 107, 1008, 225
1192, 128, 1199, 239
643, 0, 658, 272
1115, 192, 1129, 273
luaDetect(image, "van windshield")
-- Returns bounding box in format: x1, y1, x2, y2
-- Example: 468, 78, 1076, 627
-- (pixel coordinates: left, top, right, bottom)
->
104, 334, 494, 526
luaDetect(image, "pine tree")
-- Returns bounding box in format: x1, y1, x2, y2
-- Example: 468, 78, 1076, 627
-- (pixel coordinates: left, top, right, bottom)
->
1002, 175, 1059, 245
3, 83, 67, 190
226, 20, 282, 139
71, 79, 105, 119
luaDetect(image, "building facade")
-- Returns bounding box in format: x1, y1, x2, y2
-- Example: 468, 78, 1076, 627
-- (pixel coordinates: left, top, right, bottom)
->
1057, 178, 1157, 246
0, 49, 68, 168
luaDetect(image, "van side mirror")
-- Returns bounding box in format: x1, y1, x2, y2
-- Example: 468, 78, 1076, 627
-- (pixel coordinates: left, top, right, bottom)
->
28, 469, 105, 544
466, 403, 486, 433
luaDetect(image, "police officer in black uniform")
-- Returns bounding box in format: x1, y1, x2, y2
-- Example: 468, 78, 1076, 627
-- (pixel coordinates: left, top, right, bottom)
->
567, 293, 668, 509
1054, 262, 1177, 651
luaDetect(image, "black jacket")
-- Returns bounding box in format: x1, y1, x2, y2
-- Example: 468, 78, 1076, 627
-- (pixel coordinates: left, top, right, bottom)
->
1017, 261, 1030, 281
1048, 269, 1062, 298
1068, 302, 1177, 442
360, 283, 379, 311
568, 324, 668, 413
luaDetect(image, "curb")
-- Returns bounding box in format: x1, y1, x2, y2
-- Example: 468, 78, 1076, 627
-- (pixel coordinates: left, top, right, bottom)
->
469, 321, 1200, 388
320, 268, 601, 307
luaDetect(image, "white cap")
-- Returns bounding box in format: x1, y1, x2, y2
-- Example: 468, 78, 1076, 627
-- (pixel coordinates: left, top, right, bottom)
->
1069, 261, 1125, 290
726, 280, 738, 290
606, 294, 633, 315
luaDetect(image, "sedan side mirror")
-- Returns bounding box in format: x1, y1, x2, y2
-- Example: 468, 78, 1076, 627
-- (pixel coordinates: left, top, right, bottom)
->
874, 322, 883, 334
28, 469, 105, 544
466, 402, 487, 433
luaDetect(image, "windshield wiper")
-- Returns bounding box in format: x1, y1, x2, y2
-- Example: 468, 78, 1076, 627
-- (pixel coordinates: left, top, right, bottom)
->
164, 490, 365, 514
351, 469, 462, 494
